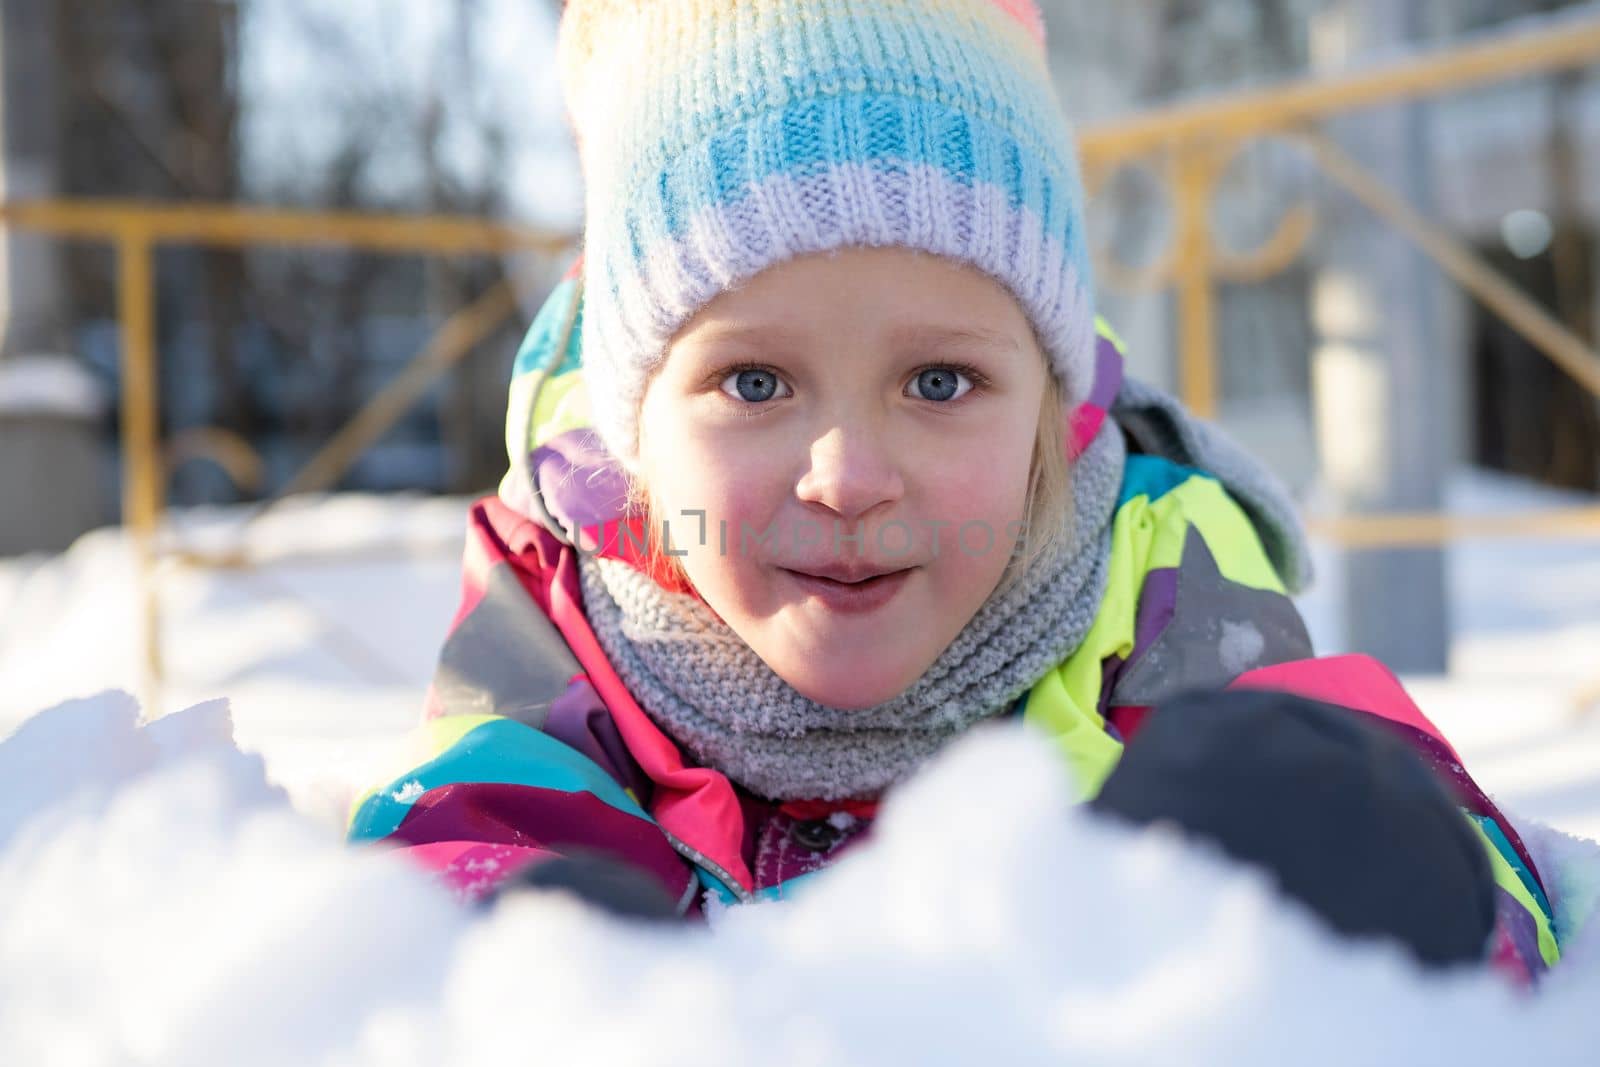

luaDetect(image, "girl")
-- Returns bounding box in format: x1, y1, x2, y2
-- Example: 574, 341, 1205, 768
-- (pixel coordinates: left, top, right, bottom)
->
348, 0, 1559, 981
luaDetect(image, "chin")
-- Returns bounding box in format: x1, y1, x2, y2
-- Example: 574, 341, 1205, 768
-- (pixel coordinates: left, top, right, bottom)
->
780, 659, 922, 711
739, 610, 944, 709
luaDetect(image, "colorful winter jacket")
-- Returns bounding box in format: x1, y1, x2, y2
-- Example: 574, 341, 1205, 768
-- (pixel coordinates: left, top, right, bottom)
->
348, 267, 1561, 982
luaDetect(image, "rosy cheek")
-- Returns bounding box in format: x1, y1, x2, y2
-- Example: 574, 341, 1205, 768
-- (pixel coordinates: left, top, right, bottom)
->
657, 441, 778, 592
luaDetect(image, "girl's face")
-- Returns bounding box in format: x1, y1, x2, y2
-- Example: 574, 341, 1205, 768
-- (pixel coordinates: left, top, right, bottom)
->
637, 247, 1051, 710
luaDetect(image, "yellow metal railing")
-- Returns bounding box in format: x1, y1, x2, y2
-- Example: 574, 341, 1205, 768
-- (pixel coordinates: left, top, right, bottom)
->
1072, 11, 1600, 714
0, 200, 572, 707
1078, 14, 1600, 161
1, 13, 1599, 710
1077, 10, 1600, 420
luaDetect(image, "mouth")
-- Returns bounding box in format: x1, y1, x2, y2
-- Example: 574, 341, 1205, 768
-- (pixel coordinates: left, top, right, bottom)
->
778, 565, 915, 615
784, 563, 911, 584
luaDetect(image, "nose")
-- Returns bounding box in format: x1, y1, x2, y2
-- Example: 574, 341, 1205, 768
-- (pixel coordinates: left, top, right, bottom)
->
794, 423, 906, 521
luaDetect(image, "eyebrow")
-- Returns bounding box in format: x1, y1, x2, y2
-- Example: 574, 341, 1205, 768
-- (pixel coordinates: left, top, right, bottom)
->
888, 323, 1022, 354
678, 323, 801, 348
678, 322, 1022, 354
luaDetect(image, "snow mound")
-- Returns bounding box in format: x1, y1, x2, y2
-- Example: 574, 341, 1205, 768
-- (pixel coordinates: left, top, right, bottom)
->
3, 694, 1600, 1066
0, 495, 471, 827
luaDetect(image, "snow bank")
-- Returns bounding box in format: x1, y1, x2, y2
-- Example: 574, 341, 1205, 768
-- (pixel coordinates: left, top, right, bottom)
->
4, 693, 1600, 1066
0, 694, 464, 1066
0, 494, 469, 826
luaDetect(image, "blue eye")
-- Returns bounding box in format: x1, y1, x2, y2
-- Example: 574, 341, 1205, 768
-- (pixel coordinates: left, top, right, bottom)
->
909, 367, 972, 402
720, 368, 788, 403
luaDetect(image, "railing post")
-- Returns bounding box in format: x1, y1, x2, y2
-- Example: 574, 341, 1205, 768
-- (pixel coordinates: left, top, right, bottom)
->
117, 228, 163, 716
1172, 140, 1221, 418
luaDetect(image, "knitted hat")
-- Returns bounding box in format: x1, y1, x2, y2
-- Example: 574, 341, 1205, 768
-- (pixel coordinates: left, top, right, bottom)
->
557, 0, 1096, 467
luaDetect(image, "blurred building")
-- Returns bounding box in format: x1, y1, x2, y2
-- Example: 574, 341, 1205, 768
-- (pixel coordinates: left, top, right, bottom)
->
0, 1, 532, 559
0, 0, 108, 555
1048, 0, 1597, 492
1044, 0, 1600, 667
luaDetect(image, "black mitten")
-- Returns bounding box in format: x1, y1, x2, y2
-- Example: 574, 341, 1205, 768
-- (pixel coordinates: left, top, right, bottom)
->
1089, 688, 1497, 968
486, 850, 682, 921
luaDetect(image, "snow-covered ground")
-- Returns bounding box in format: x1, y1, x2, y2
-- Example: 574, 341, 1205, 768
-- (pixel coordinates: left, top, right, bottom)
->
0, 493, 468, 826
2, 689, 1599, 1065
3, 472, 1600, 1062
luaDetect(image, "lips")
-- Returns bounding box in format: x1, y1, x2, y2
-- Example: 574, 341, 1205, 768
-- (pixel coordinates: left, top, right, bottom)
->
779, 564, 914, 615
783, 562, 910, 584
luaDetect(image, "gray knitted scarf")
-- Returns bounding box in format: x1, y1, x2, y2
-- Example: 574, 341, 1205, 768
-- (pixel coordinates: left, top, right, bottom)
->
577, 378, 1313, 802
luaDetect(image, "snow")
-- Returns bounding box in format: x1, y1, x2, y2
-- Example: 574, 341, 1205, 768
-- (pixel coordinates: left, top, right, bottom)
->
0, 695, 465, 1066
2, 471, 1600, 1060
0, 355, 107, 419
1219, 619, 1265, 676
2, 691, 1600, 1065
0, 493, 468, 826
